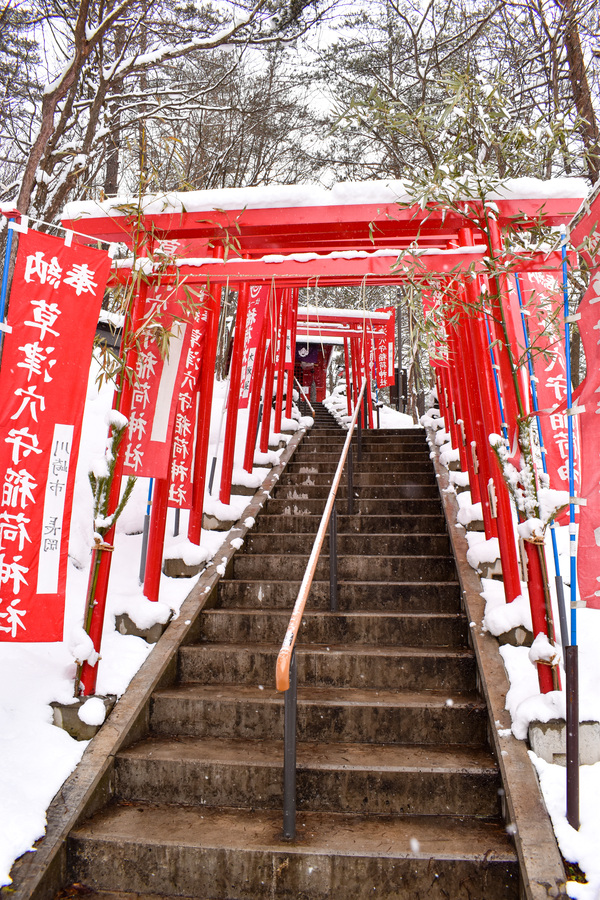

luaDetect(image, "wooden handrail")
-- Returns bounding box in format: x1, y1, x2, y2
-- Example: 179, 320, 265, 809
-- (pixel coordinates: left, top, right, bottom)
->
293, 376, 315, 418
275, 377, 367, 691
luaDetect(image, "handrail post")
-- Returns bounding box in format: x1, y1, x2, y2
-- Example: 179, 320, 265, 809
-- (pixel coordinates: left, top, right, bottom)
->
294, 375, 315, 418
329, 500, 338, 612
347, 444, 354, 516
283, 649, 297, 840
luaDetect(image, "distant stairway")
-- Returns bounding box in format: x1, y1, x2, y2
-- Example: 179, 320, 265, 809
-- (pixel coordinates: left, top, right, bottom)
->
66, 404, 519, 899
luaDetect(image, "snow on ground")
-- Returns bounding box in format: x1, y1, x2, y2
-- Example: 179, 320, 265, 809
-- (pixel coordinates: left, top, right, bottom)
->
0, 359, 306, 887
430, 415, 600, 898
323, 382, 416, 429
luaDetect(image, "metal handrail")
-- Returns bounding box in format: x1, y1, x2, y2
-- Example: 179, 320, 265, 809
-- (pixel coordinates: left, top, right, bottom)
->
275, 375, 368, 692
293, 375, 316, 418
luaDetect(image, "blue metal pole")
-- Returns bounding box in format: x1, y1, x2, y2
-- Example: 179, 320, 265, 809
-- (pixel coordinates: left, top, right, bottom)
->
139, 478, 154, 584
515, 273, 568, 654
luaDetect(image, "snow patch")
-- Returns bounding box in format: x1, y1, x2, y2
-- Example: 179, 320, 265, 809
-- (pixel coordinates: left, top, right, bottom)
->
77, 697, 106, 727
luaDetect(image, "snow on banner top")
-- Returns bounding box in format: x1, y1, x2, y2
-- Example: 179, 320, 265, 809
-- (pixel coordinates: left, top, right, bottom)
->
62, 177, 589, 222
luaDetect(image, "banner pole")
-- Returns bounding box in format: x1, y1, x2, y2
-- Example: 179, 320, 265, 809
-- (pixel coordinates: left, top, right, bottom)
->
144, 472, 170, 602
139, 478, 154, 584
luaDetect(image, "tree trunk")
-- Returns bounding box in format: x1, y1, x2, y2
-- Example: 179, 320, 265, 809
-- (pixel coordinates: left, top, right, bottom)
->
561, 0, 600, 183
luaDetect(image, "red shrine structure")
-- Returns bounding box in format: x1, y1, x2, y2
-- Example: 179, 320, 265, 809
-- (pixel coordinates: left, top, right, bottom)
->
61, 177, 597, 695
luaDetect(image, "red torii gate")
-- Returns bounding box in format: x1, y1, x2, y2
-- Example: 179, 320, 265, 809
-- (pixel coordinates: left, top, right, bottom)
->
294, 307, 395, 412
62, 178, 587, 694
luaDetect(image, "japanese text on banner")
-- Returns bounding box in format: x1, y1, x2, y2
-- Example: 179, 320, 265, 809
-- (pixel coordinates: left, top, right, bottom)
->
0, 230, 110, 641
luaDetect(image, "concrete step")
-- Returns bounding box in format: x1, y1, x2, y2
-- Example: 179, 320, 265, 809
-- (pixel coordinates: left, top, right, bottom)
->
68, 804, 518, 899
355, 431, 427, 441
300, 427, 346, 437
177, 643, 476, 691
217, 579, 462, 612
232, 553, 457, 582
281, 465, 435, 482
264, 497, 443, 516
359, 441, 430, 451
149, 684, 487, 745
291, 449, 431, 463
273, 483, 439, 501
199, 609, 467, 648
252, 513, 447, 535
114, 736, 501, 817
244, 532, 450, 556
285, 458, 432, 473
279, 471, 438, 487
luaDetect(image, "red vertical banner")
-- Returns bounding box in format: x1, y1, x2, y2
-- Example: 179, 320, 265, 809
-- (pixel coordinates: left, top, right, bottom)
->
374, 307, 396, 387
571, 266, 600, 607
122, 289, 197, 480
514, 273, 581, 513
0, 229, 110, 641
168, 308, 210, 509
239, 284, 270, 410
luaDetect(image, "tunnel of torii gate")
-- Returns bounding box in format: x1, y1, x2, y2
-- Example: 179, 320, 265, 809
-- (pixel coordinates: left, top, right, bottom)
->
62, 178, 589, 695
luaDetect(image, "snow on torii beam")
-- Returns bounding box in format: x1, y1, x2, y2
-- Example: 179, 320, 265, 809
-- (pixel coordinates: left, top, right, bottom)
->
109, 246, 575, 288
171, 246, 573, 285
62, 178, 587, 255
295, 307, 390, 340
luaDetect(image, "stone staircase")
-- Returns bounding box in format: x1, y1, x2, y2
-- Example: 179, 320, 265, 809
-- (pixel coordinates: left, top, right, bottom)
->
65, 403, 519, 899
